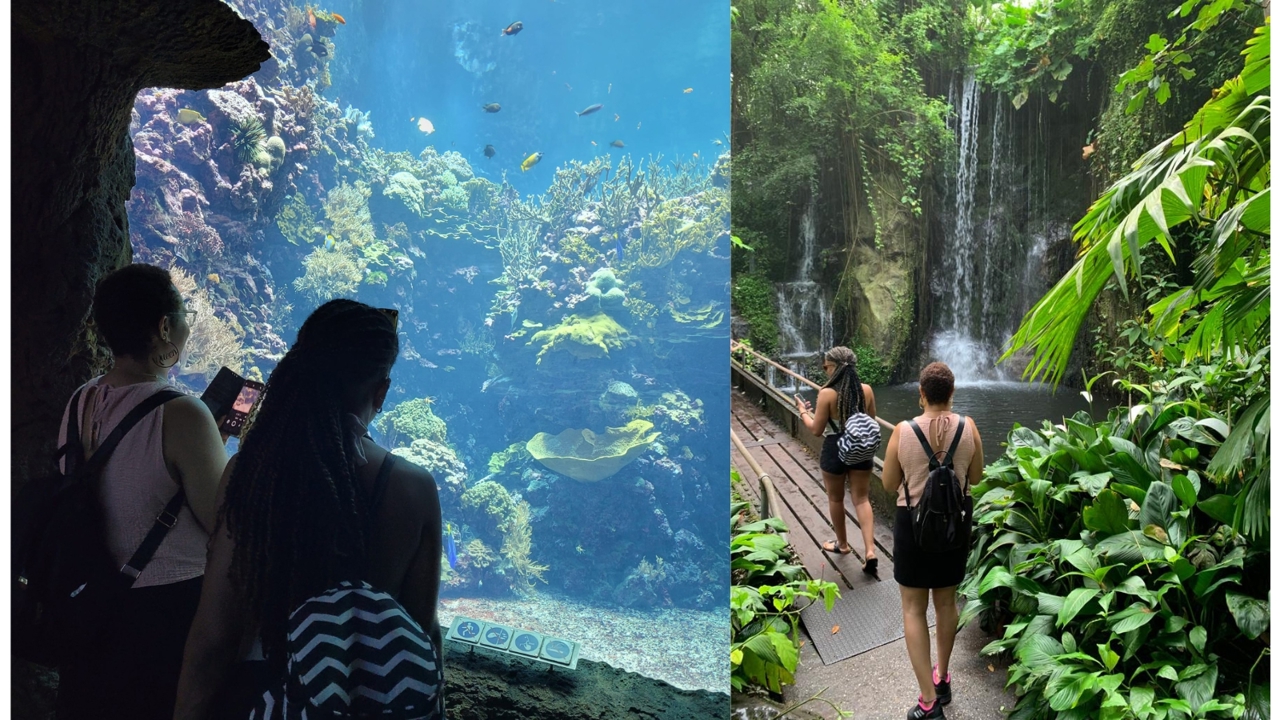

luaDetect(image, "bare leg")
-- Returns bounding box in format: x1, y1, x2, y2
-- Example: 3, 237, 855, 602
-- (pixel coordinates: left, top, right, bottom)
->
821, 471, 851, 552
847, 469, 876, 560
932, 586, 959, 679
900, 585, 935, 702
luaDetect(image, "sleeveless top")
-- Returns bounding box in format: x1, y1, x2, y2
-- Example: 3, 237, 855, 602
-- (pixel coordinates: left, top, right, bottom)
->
57, 376, 209, 588
823, 387, 866, 437
895, 413, 977, 507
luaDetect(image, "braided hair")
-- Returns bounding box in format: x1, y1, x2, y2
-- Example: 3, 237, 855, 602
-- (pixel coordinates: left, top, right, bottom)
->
220, 300, 399, 661
824, 346, 866, 423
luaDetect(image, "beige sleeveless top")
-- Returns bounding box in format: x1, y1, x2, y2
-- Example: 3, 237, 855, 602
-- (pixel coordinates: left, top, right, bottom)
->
57, 377, 209, 588
895, 413, 976, 507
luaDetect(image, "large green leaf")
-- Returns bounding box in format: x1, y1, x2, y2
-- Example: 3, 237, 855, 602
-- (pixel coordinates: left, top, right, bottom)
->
1084, 490, 1132, 536
1226, 592, 1270, 639
1058, 588, 1100, 627
1109, 603, 1158, 633
1175, 664, 1219, 716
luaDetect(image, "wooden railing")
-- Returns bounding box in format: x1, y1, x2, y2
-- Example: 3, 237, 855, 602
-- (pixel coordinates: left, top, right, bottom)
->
730, 428, 787, 546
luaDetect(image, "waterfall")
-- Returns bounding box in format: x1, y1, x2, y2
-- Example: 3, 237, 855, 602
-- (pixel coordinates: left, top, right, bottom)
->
775, 200, 829, 363
948, 69, 982, 338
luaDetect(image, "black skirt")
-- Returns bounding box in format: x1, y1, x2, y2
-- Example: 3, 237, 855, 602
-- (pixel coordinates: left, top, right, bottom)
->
55, 575, 203, 720
893, 507, 967, 589
820, 434, 873, 475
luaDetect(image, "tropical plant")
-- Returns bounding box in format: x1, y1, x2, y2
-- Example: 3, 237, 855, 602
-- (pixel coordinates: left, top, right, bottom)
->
970, 0, 1101, 107
961, 399, 1269, 719
730, 478, 838, 695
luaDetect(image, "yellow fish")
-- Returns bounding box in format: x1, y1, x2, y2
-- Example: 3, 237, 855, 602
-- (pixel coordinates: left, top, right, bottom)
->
683, 87, 693, 94
207, 273, 221, 283
521, 152, 543, 172
176, 109, 206, 124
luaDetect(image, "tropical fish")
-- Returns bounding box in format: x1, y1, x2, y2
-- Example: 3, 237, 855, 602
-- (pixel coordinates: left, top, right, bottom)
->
693, 152, 699, 159
520, 152, 543, 172
502, 21, 523, 36
683, 87, 693, 94
311, 37, 329, 57
445, 523, 457, 569
607, 83, 612, 94
331, 12, 346, 24
417, 117, 435, 134
307, 7, 316, 30
712, 139, 724, 145
207, 273, 221, 284
610, 140, 625, 148
590, 141, 597, 146
521, 320, 543, 328
176, 108, 206, 125
324, 234, 337, 251
614, 114, 620, 122
483, 144, 496, 159
482, 103, 502, 113
576, 103, 603, 117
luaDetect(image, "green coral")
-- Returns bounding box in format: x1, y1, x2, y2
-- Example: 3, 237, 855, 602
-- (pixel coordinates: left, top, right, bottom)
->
293, 247, 365, 304
438, 184, 469, 212
384, 171, 426, 217
586, 268, 627, 308
657, 390, 705, 429
501, 500, 549, 595
527, 312, 631, 364
264, 136, 287, 172
461, 480, 517, 537
488, 442, 530, 476
668, 301, 724, 328
277, 194, 318, 246
629, 188, 729, 270
525, 420, 660, 482
375, 398, 448, 446
324, 182, 377, 249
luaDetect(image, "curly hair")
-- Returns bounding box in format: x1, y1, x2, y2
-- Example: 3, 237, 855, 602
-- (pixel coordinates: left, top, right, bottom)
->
824, 346, 865, 423
93, 264, 182, 359
219, 299, 399, 661
919, 362, 955, 406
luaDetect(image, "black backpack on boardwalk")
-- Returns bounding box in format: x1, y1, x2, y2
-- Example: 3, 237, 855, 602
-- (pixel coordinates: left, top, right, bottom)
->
12, 387, 186, 667
904, 416, 973, 554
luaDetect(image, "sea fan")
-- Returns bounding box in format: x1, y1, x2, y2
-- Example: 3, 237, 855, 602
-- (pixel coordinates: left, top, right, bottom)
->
230, 116, 268, 164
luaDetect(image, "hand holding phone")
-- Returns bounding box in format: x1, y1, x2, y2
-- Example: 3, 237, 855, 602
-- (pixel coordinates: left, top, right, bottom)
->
220, 381, 264, 437
200, 367, 264, 438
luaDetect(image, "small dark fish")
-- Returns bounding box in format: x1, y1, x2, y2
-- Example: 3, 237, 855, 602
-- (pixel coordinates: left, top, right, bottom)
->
482, 103, 502, 113
609, 140, 625, 148
311, 37, 329, 58
577, 103, 604, 117
484, 144, 496, 159
502, 21, 523, 36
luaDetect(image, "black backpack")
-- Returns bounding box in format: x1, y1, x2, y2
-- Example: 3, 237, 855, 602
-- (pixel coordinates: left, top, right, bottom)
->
903, 416, 973, 554
13, 386, 186, 667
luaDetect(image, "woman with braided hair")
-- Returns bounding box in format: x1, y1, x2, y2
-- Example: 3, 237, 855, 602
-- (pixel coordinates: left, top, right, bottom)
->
794, 346, 879, 574
173, 300, 444, 719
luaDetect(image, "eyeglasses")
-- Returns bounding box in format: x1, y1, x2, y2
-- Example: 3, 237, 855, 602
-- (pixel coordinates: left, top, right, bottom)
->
171, 306, 198, 319
377, 307, 399, 333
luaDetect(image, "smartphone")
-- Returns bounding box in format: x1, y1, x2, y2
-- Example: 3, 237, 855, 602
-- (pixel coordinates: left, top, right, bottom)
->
220, 380, 265, 437
201, 367, 246, 419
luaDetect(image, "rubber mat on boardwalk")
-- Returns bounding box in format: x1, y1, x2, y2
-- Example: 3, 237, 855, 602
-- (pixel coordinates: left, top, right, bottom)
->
799, 580, 936, 665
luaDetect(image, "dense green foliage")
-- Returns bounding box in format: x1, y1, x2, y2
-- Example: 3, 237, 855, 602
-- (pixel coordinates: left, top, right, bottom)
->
731, 274, 780, 356
730, 480, 838, 694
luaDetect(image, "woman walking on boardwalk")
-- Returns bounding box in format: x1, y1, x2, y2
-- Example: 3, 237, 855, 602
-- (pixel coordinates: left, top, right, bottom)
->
881, 362, 984, 719
794, 346, 879, 574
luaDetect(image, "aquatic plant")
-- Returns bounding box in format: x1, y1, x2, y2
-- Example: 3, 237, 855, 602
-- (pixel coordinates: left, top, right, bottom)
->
230, 115, 270, 166
292, 246, 365, 304
461, 480, 516, 537
525, 420, 660, 482
375, 397, 448, 446
501, 500, 549, 595
527, 312, 630, 364
169, 265, 246, 381
276, 194, 318, 246
458, 321, 495, 356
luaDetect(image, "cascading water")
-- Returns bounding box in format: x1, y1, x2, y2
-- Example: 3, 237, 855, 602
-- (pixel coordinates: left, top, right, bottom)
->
928, 70, 1057, 383
774, 200, 828, 390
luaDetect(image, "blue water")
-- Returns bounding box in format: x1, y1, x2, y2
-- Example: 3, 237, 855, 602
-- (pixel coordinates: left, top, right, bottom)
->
127, 0, 729, 693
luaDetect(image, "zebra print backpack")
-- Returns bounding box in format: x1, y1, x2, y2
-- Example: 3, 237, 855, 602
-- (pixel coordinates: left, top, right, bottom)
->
835, 411, 881, 466
252, 580, 444, 719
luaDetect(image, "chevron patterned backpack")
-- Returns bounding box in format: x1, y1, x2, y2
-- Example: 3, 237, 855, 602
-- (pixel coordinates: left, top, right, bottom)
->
252, 580, 443, 719
836, 411, 881, 466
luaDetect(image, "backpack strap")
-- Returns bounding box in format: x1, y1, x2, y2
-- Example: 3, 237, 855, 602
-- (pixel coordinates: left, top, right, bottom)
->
119, 486, 187, 582
79, 390, 186, 481
370, 453, 396, 513
56, 386, 87, 474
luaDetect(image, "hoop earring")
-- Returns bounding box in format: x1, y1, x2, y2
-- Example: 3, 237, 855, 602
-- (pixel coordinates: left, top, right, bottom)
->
155, 341, 180, 369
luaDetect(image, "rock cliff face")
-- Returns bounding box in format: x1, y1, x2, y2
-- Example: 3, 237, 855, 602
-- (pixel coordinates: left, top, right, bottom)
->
11, 0, 269, 490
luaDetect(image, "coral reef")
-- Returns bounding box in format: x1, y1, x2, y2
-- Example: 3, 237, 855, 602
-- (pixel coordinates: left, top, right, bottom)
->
292, 246, 365, 304
525, 420, 660, 482
230, 115, 270, 166
501, 500, 549, 595
384, 171, 426, 217
487, 441, 529, 476
376, 397, 448, 447
528, 312, 631, 364
585, 268, 627, 308
169, 265, 247, 381
461, 480, 517, 538
390, 438, 468, 512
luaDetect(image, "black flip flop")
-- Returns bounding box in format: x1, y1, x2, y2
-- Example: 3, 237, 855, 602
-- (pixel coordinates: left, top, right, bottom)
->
863, 556, 879, 575
822, 540, 852, 554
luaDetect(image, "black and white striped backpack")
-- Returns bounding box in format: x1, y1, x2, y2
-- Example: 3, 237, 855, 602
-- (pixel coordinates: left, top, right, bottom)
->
251, 580, 444, 719
835, 411, 881, 465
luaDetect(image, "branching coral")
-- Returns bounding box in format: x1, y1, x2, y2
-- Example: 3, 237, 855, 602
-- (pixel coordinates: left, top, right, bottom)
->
292, 246, 365, 304
527, 312, 630, 364
501, 500, 549, 595
169, 265, 246, 381
277, 193, 318, 246
465, 539, 495, 569
628, 188, 729, 270
167, 212, 224, 258
384, 171, 426, 217
324, 182, 377, 249
496, 220, 543, 285
375, 397, 448, 446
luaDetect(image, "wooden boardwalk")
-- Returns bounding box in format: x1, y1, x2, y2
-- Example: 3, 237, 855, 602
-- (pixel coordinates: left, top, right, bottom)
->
731, 388, 899, 593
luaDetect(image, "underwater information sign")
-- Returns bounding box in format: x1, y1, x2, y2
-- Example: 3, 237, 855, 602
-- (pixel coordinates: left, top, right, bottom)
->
447, 615, 580, 670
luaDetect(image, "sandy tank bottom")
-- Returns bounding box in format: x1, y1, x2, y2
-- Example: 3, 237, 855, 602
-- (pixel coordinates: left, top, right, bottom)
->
440, 593, 728, 694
